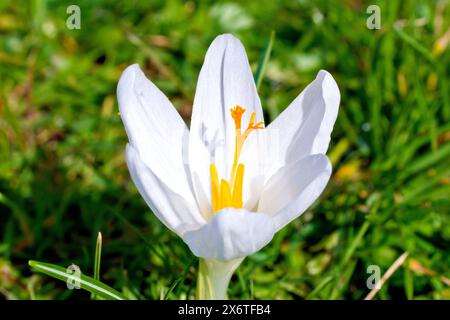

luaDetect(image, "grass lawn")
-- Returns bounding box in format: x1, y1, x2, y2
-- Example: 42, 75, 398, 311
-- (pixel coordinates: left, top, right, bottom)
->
0, 0, 449, 300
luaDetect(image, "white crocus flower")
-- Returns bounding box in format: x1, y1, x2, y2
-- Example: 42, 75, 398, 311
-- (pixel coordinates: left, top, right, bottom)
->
118, 34, 340, 299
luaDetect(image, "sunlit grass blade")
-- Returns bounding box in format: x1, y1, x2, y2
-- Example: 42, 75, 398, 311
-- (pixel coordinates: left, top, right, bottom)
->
29, 260, 126, 300
254, 30, 275, 90
342, 221, 371, 267
91, 232, 102, 300
94, 232, 102, 281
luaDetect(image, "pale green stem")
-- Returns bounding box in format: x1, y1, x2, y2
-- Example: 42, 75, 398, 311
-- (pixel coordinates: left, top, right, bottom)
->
196, 258, 244, 300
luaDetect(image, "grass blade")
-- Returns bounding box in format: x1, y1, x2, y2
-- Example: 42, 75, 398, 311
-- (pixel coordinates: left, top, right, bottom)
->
91, 232, 102, 299
94, 232, 102, 281
254, 30, 275, 90
29, 260, 126, 300
164, 257, 196, 300
111, 210, 174, 273
364, 252, 409, 300
306, 276, 334, 299
393, 26, 436, 68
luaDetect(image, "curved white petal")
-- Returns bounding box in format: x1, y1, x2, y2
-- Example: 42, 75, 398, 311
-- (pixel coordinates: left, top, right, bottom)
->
258, 154, 332, 232
183, 208, 276, 261
126, 144, 205, 236
265, 70, 339, 176
238, 130, 268, 211
117, 64, 195, 205
188, 34, 264, 216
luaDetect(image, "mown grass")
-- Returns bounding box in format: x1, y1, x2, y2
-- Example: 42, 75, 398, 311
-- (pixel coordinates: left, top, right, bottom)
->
0, 0, 449, 300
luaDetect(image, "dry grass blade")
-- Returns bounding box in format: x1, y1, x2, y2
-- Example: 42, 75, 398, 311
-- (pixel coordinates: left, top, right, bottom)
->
408, 258, 450, 287
364, 252, 409, 300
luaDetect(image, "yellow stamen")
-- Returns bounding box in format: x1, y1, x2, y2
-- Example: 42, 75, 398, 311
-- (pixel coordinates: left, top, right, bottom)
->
210, 164, 219, 213
231, 163, 244, 208
218, 179, 231, 211
209, 105, 264, 214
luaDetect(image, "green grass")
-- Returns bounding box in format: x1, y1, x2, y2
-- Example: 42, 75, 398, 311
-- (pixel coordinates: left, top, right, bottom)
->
0, 0, 449, 300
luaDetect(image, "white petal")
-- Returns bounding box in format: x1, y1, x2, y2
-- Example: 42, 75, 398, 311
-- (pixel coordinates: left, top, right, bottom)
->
117, 64, 195, 204
258, 154, 332, 232
126, 144, 205, 236
188, 34, 264, 216
239, 131, 268, 210
265, 70, 339, 176
183, 208, 276, 261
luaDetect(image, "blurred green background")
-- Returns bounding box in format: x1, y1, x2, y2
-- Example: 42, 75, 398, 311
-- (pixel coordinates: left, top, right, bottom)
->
0, 0, 449, 300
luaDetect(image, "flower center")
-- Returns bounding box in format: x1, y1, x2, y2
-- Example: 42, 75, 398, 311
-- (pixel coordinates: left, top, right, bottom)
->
210, 105, 264, 213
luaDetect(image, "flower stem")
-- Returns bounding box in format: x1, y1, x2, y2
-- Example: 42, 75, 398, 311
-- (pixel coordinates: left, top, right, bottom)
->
196, 258, 244, 300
